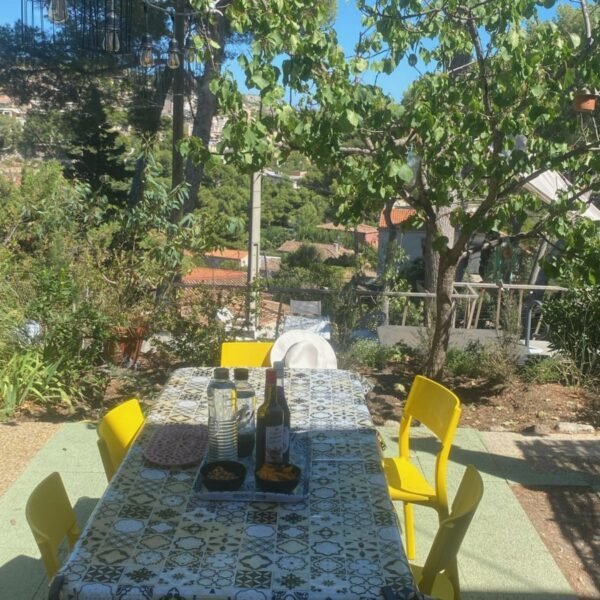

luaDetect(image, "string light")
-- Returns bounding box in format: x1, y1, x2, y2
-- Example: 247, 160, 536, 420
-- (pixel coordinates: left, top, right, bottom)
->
166, 9, 181, 70
103, 1, 120, 54
34, 0, 212, 67
167, 38, 181, 69
184, 35, 197, 64
47, 0, 68, 24
140, 35, 155, 68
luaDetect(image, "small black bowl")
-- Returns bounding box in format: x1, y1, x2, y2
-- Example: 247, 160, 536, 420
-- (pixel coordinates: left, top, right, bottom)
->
201, 460, 247, 492
255, 463, 302, 494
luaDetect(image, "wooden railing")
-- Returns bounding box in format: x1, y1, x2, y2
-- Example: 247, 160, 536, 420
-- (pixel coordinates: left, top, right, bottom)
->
178, 280, 568, 337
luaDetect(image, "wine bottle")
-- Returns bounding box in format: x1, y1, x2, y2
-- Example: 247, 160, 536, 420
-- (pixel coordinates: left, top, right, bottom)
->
255, 368, 284, 470
274, 361, 291, 464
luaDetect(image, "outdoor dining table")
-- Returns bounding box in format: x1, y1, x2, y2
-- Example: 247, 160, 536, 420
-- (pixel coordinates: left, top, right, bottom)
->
282, 315, 332, 339
53, 367, 416, 600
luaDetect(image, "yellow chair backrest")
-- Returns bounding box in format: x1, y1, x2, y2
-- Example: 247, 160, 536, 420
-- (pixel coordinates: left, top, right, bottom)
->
400, 375, 462, 510
417, 465, 484, 597
26, 472, 81, 578
220, 341, 274, 367
97, 398, 145, 481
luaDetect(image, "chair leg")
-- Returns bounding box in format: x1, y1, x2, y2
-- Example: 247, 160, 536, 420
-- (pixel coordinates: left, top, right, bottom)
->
446, 559, 461, 600
404, 501, 416, 560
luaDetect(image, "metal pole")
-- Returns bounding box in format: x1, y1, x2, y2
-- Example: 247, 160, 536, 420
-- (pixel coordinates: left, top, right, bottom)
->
528, 239, 548, 285
247, 171, 262, 331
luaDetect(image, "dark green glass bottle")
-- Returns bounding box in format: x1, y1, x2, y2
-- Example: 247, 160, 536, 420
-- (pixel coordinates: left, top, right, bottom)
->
255, 368, 284, 470
274, 361, 291, 464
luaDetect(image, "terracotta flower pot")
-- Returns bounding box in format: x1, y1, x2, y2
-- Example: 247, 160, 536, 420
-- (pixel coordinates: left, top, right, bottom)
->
573, 92, 597, 113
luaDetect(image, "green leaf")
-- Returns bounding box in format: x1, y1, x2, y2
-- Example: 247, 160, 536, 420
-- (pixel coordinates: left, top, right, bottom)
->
354, 57, 368, 73
530, 84, 544, 99
346, 109, 361, 127
252, 75, 270, 90
569, 33, 581, 49
388, 161, 415, 183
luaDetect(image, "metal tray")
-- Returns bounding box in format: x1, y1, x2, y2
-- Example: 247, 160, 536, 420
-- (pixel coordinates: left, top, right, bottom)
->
193, 431, 310, 502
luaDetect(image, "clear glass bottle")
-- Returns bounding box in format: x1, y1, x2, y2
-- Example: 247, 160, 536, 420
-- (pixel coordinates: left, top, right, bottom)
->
207, 367, 237, 461
274, 361, 291, 464
255, 368, 284, 470
233, 367, 256, 458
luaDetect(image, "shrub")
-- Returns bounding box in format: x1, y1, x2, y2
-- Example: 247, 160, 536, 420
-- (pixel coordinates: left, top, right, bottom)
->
343, 339, 402, 370
445, 343, 485, 378
543, 286, 600, 378
153, 288, 230, 367
0, 351, 70, 419
520, 355, 581, 385
445, 339, 518, 381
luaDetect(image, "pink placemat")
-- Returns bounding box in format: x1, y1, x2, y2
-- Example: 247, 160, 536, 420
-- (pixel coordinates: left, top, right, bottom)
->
144, 423, 208, 467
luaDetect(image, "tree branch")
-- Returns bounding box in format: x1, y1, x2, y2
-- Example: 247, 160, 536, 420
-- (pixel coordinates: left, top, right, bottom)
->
580, 0, 594, 48
458, 220, 546, 262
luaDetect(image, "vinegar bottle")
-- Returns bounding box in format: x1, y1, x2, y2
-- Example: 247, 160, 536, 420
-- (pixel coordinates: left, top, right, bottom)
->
234, 367, 256, 458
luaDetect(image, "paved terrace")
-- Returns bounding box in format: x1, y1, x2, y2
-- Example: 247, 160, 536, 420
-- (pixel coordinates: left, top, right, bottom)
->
1, 422, 598, 599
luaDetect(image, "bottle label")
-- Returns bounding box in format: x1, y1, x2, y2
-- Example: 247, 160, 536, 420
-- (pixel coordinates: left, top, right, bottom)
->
265, 425, 283, 464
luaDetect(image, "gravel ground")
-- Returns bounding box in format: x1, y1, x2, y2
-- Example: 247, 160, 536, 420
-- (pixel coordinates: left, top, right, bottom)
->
0, 421, 61, 497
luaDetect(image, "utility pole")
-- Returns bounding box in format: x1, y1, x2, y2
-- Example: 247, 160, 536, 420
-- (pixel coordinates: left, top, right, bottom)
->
247, 171, 262, 331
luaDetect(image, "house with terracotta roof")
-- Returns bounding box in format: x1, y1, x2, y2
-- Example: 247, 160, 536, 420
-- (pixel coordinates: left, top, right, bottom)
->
317, 222, 378, 247
378, 201, 485, 278
377, 202, 423, 273
182, 267, 247, 287
203, 248, 249, 269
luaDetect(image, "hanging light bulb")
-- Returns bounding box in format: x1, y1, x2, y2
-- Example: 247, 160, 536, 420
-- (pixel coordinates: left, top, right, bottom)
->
167, 38, 181, 69
103, 2, 120, 53
48, 0, 68, 24
184, 35, 196, 64
139, 35, 155, 68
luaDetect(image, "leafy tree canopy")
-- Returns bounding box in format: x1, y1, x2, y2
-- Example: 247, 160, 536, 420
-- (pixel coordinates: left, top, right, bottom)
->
198, 0, 600, 378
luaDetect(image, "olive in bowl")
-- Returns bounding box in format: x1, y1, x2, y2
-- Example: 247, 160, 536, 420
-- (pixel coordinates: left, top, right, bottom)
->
200, 460, 246, 491
255, 463, 301, 494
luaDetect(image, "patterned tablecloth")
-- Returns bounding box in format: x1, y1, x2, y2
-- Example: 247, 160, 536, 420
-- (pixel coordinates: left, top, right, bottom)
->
56, 368, 414, 600
282, 316, 332, 339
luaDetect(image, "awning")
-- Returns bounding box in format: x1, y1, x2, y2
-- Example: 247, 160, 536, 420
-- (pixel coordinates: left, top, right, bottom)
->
523, 170, 600, 221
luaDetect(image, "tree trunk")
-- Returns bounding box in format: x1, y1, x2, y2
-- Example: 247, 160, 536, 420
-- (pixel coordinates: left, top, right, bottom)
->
426, 255, 457, 380
423, 205, 455, 325
182, 13, 227, 215
128, 68, 175, 206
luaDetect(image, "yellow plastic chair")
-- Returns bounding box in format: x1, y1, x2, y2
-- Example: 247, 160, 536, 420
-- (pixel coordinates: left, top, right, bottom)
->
410, 465, 484, 600
383, 374, 462, 560
97, 397, 145, 481
26, 472, 81, 578
220, 341, 274, 367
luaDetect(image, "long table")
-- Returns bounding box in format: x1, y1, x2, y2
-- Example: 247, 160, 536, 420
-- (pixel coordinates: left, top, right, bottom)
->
55, 368, 415, 600
282, 315, 332, 339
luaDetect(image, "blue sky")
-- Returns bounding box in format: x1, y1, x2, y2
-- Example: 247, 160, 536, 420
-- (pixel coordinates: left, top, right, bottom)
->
0, 1, 562, 98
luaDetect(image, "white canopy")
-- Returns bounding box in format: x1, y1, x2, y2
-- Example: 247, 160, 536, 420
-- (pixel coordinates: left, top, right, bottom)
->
523, 170, 600, 221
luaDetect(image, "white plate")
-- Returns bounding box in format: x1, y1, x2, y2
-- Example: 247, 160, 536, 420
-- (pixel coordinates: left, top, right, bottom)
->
271, 330, 337, 369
